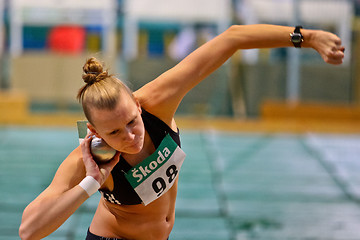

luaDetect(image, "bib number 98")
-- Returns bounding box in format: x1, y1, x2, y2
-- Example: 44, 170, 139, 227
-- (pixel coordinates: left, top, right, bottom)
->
152, 165, 178, 196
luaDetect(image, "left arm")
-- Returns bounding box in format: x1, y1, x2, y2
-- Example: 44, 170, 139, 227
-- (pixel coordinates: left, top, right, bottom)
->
135, 24, 345, 121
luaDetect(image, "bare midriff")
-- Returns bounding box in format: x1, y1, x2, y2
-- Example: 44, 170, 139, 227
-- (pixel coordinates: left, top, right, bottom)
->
89, 179, 178, 240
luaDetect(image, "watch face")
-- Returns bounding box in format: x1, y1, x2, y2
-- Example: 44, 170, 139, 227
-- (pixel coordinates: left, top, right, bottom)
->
291, 33, 302, 43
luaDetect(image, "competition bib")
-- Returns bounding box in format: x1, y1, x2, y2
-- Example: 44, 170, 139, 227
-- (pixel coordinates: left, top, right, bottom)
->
125, 134, 186, 206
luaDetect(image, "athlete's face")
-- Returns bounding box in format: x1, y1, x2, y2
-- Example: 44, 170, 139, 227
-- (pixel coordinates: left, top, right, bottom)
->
88, 92, 145, 154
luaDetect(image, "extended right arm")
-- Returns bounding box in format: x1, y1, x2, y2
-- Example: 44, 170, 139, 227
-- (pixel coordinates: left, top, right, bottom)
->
19, 134, 119, 240
19, 183, 90, 240
18, 147, 89, 240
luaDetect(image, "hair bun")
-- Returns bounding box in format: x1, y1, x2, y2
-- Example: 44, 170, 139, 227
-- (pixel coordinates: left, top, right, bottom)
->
82, 57, 108, 84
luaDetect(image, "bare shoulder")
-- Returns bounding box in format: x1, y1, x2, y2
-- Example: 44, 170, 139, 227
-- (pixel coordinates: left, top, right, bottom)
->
133, 66, 186, 122
132, 26, 234, 120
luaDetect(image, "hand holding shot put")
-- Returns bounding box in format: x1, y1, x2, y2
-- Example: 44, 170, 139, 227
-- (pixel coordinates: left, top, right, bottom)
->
80, 132, 120, 189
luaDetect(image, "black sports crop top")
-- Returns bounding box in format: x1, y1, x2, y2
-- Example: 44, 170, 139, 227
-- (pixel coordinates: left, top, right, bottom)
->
99, 109, 181, 205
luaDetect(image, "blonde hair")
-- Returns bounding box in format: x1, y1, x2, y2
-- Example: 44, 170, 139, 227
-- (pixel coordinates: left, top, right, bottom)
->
77, 57, 133, 124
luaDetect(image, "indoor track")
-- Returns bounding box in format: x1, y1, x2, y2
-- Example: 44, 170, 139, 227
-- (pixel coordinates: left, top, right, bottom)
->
1, 126, 360, 240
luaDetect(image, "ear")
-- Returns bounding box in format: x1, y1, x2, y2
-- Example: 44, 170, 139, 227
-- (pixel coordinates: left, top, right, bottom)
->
87, 123, 101, 138
134, 97, 142, 114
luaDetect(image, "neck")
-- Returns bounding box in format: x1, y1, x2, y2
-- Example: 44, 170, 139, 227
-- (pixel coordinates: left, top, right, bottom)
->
121, 131, 155, 167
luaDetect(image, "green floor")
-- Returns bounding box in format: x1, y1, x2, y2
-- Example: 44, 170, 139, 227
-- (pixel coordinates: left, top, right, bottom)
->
1, 126, 360, 240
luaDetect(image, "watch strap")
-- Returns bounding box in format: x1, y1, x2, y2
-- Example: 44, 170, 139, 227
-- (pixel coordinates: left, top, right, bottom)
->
291, 25, 303, 48
294, 25, 302, 34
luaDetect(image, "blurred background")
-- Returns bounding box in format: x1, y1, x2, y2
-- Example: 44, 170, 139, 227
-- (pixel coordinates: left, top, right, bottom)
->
1, 0, 360, 240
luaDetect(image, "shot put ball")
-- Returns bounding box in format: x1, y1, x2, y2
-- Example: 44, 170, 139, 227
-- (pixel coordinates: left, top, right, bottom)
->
90, 137, 116, 163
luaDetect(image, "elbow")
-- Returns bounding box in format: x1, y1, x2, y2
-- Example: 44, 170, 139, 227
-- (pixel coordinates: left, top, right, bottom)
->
226, 25, 242, 35
19, 222, 37, 240
223, 25, 243, 49
223, 25, 239, 38
19, 223, 30, 240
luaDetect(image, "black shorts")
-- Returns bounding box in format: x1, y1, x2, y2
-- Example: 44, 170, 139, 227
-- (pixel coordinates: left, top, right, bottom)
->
86, 229, 124, 240
86, 229, 169, 240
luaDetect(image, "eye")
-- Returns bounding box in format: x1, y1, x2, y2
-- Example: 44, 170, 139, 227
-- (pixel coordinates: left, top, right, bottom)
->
109, 130, 119, 135
128, 117, 137, 125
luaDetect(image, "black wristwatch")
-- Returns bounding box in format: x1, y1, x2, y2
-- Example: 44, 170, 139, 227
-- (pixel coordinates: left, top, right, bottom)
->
290, 26, 303, 48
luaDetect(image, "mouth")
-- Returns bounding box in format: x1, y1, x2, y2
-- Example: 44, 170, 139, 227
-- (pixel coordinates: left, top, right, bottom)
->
128, 137, 144, 151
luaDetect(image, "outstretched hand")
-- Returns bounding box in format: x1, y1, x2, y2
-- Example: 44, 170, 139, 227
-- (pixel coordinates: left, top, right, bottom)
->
80, 132, 120, 186
310, 30, 345, 65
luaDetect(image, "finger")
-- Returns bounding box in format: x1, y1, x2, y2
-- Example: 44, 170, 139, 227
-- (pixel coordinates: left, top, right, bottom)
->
99, 152, 120, 177
333, 44, 345, 53
81, 134, 92, 155
325, 56, 343, 65
103, 152, 120, 171
323, 47, 345, 65
334, 37, 342, 46
332, 49, 345, 60
328, 60, 343, 65
81, 133, 97, 165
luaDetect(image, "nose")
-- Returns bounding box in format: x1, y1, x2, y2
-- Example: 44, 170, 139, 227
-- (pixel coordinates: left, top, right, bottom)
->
122, 126, 136, 142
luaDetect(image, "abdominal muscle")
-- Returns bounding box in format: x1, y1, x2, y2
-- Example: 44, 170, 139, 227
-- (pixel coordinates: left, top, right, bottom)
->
89, 179, 178, 240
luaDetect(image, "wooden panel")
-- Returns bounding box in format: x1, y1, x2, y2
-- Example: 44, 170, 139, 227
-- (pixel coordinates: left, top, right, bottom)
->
261, 100, 360, 121
0, 91, 29, 123
10, 53, 115, 107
